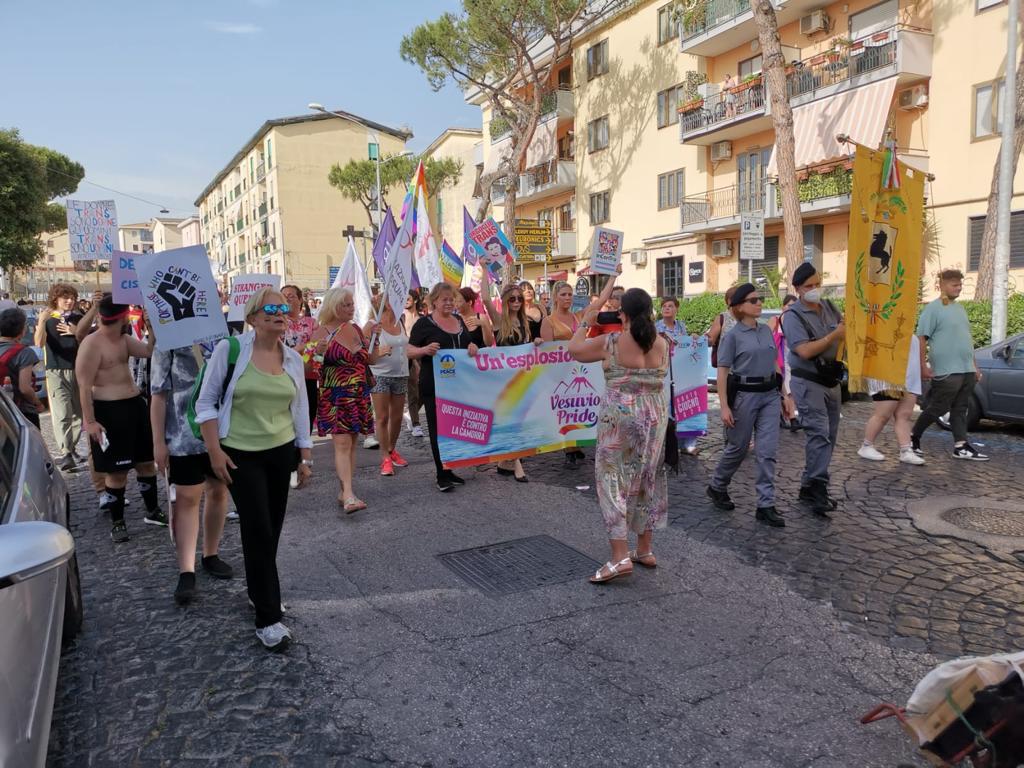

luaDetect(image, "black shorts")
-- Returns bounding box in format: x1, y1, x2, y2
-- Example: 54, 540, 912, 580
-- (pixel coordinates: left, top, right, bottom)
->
168, 453, 216, 486
90, 395, 154, 474
871, 392, 901, 402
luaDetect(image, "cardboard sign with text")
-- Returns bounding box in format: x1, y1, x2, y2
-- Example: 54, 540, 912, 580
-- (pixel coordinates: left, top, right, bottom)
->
589, 227, 624, 276
137, 246, 228, 350
66, 199, 118, 261
228, 274, 282, 321
111, 251, 146, 304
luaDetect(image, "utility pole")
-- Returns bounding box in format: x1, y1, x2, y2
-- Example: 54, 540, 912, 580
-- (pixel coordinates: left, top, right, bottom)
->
992, 0, 1019, 344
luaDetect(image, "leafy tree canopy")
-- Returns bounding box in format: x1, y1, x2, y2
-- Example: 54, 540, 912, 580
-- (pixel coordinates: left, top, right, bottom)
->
0, 128, 84, 269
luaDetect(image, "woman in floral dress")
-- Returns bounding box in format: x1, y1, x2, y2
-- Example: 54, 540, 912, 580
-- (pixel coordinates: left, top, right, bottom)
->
309, 288, 381, 513
568, 287, 669, 584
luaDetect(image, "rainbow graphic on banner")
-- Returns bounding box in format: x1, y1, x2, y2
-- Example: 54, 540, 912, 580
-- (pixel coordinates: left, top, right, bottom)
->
439, 240, 464, 288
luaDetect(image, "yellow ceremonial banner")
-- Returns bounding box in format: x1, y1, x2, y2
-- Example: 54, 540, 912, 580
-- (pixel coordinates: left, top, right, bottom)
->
845, 145, 925, 393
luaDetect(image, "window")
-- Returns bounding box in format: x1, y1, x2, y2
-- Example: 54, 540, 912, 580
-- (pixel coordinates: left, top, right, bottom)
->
657, 4, 676, 45
738, 54, 763, 79
559, 202, 575, 231
587, 116, 609, 152
266, 138, 273, 167
586, 39, 609, 80
658, 257, 685, 298
589, 191, 610, 224
973, 80, 1006, 140
968, 211, 1024, 270
657, 169, 685, 210
802, 224, 824, 273
849, 0, 897, 38
744, 235, 780, 284
132, 244, 139, 252
657, 84, 685, 128
557, 66, 572, 89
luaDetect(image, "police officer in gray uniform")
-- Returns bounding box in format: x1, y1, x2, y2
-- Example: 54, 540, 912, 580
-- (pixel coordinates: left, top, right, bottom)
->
781, 263, 846, 516
706, 283, 796, 527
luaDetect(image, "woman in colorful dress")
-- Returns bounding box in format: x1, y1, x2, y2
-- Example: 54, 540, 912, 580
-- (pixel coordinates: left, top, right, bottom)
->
281, 284, 319, 435
568, 287, 669, 584
309, 288, 381, 513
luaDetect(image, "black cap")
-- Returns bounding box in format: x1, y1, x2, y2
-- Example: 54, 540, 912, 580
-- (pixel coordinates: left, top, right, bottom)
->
729, 283, 758, 307
792, 262, 817, 287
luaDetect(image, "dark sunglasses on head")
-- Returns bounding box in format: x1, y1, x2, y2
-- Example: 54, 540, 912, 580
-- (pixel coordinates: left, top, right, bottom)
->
261, 303, 290, 316
507, 295, 524, 302
744, 297, 763, 305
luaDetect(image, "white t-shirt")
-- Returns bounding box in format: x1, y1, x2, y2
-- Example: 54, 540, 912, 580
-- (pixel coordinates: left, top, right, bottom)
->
867, 335, 922, 396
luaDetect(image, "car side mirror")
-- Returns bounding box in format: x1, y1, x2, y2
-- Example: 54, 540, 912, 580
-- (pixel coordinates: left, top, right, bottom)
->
0, 521, 74, 588
998, 345, 1013, 361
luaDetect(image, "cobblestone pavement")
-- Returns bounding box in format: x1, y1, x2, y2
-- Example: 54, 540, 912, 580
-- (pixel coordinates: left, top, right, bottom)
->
527, 399, 1024, 659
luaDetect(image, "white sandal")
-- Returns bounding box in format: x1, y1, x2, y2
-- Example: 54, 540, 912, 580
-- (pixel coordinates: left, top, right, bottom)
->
589, 556, 633, 584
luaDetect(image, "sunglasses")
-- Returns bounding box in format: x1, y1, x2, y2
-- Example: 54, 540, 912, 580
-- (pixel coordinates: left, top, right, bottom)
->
261, 303, 290, 316
744, 297, 763, 305
507, 295, 524, 302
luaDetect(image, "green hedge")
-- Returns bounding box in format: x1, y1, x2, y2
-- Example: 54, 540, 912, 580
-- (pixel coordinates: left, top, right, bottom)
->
665, 292, 1023, 347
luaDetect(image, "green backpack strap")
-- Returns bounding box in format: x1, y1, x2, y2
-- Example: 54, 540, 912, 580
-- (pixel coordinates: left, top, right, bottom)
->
221, 335, 241, 402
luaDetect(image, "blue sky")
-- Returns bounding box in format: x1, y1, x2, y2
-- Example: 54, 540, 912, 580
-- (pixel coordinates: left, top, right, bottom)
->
1, 0, 479, 224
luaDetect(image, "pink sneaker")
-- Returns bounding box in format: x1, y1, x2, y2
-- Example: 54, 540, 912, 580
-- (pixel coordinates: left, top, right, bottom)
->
390, 449, 408, 468
380, 457, 394, 476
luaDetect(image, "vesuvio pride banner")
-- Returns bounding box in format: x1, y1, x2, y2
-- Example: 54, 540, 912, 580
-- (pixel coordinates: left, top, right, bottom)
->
433, 342, 604, 468
669, 336, 709, 438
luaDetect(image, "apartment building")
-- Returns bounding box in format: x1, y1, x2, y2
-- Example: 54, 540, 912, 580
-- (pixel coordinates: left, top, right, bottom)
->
422, 128, 483, 245
117, 223, 154, 254
470, 0, 1022, 299
177, 215, 201, 248
149, 217, 184, 252
195, 111, 410, 288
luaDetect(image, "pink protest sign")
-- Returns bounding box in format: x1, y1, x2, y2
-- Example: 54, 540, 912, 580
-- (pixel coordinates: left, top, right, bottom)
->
673, 386, 708, 422
435, 398, 493, 445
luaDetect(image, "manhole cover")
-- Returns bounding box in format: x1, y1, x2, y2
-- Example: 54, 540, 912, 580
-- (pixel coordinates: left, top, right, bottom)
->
943, 508, 1024, 537
437, 535, 600, 596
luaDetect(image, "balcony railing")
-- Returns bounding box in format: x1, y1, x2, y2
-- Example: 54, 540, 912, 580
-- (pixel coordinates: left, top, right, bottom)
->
258, 202, 268, 218
490, 116, 512, 142
780, 166, 854, 205
787, 29, 898, 100
236, 217, 244, 231
679, 76, 766, 135
256, 162, 266, 181
518, 159, 575, 202
681, 0, 750, 42
681, 179, 769, 227
491, 181, 507, 203
233, 184, 242, 198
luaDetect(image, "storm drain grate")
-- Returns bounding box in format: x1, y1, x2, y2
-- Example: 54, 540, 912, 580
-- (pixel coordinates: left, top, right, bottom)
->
437, 535, 600, 596
943, 508, 1024, 538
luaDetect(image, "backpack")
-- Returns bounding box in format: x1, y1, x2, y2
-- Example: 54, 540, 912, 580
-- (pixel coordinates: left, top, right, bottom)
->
0, 344, 25, 387
186, 336, 240, 439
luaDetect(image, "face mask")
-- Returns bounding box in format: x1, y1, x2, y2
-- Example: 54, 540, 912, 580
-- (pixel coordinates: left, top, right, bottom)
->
803, 288, 821, 303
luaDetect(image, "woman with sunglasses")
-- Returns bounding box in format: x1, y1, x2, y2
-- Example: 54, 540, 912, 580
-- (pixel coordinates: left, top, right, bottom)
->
480, 269, 541, 482
519, 280, 547, 340
407, 283, 480, 492
196, 287, 312, 651
706, 283, 795, 528
309, 288, 382, 513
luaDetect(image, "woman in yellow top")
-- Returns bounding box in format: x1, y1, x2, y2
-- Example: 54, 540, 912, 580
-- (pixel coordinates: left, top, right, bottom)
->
197, 287, 312, 652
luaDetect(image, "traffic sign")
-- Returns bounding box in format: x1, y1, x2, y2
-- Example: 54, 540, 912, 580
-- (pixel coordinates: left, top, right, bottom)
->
739, 212, 765, 261
513, 219, 552, 262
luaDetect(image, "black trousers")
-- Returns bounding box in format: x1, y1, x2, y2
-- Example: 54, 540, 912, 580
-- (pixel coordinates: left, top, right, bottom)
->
305, 378, 318, 434
913, 373, 976, 444
422, 394, 446, 481
223, 441, 296, 629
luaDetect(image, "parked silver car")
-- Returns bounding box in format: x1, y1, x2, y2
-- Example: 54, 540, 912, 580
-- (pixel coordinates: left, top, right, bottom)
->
0, 388, 82, 767
936, 331, 1024, 430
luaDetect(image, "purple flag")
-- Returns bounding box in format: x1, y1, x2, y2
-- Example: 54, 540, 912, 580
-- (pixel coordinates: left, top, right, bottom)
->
372, 207, 398, 277
461, 206, 478, 265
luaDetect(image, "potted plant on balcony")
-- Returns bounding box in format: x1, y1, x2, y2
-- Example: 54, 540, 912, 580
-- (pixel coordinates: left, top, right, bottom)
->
828, 36, 851, 64
678, 96, 704, 113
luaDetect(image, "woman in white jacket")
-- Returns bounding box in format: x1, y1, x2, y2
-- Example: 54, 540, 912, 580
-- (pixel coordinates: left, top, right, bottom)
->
196, 287, 312, 651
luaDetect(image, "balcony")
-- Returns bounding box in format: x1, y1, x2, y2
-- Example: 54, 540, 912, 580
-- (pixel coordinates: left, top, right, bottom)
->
233, 183, 242, 198
490, 116, 512, 143
256, 162, 266, 182
554, 230, 576, 259
678, 76, 771, 145
539, 86, 574, 123
680, 0, 820, 58
491, 181, 507, 204
517, 160, 576, 205
258, 202, 268, 219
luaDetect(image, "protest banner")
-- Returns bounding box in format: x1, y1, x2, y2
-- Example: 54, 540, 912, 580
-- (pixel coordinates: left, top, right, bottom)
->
414, 193, 444, 289
66, 199, 118, 261
669, 336, 709, 438
433, 341, 605, 468
439, 240, 464, 287
228, 273, 281, 322
136, 246, 227, 350
589, 226, 624, 276
382, 206, 415, 320
467, 218, 516, 278
334, 237, 374, 326
111, 250, 145, 304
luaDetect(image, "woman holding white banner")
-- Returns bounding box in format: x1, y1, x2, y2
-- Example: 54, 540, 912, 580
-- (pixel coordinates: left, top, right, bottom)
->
568, 287, 669, 584
407, 283, 479, 493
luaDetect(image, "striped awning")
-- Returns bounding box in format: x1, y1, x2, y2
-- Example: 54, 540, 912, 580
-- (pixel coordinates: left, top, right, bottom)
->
767, 76, 898, 177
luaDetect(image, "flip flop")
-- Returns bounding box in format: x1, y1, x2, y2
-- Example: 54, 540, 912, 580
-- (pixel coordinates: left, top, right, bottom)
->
341, 497, 367, 514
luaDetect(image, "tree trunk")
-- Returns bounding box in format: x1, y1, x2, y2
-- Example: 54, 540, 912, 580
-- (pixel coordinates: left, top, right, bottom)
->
974, 47, 1024, 300
753, 0, 803, 286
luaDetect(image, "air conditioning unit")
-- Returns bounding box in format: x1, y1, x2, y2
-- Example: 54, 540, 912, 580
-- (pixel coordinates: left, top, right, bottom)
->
630, 249, 647, 266
711, 141, 733, 162
800, 9, 828, 35
711, 239, 733, 259
898, 85, 929, 110
697, 82, 720, 99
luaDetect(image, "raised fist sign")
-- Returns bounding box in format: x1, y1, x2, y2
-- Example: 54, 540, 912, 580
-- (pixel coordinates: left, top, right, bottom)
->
156, 273, 197, 321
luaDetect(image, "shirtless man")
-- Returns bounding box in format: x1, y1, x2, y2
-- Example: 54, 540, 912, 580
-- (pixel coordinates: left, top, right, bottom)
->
76, 294, 164, 542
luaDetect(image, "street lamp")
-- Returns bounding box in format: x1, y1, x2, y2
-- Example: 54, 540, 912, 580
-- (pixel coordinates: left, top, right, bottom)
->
308, 102, 413, 236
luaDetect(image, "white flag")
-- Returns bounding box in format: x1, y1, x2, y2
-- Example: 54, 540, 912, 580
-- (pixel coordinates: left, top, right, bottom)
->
414, 193, 444, 290
382, 210, 415, 321
334, 237, 374, 326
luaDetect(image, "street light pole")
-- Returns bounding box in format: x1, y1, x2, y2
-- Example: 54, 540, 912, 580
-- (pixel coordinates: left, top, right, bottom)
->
992, 0, 1019, 344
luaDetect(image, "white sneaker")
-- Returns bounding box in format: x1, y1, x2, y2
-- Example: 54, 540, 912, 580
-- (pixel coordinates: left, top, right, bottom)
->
411, 425, 424, 438
289, 471, 298, 489
899, 448, 925, 465
255, 622, 292, 650
226, 510, 239, 521
857, 444, 886, 461
363, 435, 379, 449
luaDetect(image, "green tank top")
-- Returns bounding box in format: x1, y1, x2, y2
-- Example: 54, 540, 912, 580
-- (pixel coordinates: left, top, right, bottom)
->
222, 362, 297, 451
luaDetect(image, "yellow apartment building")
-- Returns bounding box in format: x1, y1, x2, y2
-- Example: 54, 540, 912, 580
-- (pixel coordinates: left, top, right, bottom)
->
421, 128, 483, 246
468, 0, 1021, 300
149, 217, 184, 252
195, 111, 410, 289
117, 223, 154, 254
177, 215, 201, 248
20, 229, 102, 299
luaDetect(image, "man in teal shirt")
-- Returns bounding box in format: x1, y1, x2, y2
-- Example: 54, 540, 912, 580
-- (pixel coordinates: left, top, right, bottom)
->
911, 269, 987, 461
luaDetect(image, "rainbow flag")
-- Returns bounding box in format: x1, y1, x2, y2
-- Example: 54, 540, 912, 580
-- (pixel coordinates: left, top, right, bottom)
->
439, 240, 464, 288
